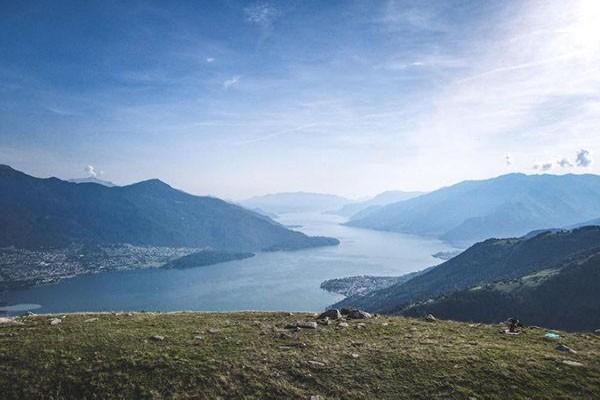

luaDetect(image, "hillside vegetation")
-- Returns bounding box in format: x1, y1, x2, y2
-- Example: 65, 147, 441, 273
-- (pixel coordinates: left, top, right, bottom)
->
1, 312, 600, 399
404, 249, 600, 331
334, 227, 600, 330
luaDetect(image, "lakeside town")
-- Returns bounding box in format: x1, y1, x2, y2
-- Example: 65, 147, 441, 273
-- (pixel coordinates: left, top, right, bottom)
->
0, 245, 198, 290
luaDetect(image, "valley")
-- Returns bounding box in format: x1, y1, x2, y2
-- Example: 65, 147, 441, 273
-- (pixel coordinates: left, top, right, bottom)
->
0, 212, 454, 315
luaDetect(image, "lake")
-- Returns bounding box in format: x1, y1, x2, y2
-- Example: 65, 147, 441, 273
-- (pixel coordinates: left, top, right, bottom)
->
0, 213, 457, 315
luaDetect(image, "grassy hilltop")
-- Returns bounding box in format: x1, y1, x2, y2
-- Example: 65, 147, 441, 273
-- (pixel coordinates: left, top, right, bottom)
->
1, 312, 600, 399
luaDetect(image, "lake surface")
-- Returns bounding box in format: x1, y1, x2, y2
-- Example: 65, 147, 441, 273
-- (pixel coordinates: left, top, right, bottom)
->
1, 213, 457, 315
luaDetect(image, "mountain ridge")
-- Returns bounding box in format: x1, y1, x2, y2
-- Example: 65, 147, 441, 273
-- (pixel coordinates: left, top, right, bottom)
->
333, 226, 600, 321
0, 165, 339, 252
346, 173, 600, 246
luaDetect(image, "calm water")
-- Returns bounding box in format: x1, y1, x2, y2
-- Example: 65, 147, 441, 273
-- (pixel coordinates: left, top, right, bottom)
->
1, 213, 456, 315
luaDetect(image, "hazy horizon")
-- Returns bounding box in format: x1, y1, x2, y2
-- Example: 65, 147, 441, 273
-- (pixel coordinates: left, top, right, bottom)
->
1, 0, 598, 198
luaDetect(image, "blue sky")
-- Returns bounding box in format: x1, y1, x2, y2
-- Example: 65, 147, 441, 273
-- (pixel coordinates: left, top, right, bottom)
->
1, 0, 598, 198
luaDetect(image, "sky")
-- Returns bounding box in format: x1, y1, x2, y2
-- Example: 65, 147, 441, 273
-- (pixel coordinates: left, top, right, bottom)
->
0, 0, 599, 199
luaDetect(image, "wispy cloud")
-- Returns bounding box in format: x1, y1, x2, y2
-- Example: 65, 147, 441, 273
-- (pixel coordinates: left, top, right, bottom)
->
223, 75, 241, 89
244, 3, 279, 28
557, 158, 573, 168
533, 163, 553, 171
234, 123, 318, 146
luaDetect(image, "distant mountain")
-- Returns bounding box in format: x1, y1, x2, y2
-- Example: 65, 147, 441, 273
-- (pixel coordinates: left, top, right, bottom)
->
333, 226, 600, 316
68, 177, 116, 187
569, 217, 600, 229
403, 248, 600, 331
332, 190, 424, 219
241, 192, 352, 214
0, 165, 339, 251
347, 173, 600, 246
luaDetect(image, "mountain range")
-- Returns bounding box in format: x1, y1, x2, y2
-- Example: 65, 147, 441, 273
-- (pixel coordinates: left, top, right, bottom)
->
241, 192, 352, 214
331, 190, 424, 219
334, 226, 600, 330
0, 165, 338, 251
346, 173, 600, 246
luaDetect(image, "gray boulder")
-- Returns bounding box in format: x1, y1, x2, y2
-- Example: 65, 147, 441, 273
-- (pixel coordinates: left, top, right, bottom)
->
342, 309, 372, 320
317, 309, 342, 320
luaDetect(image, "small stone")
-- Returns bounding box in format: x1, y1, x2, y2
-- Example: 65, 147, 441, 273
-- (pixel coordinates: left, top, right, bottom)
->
193, 335, 204, 341
316, 309, 342, 320
0, 317, 24, 327
208, 328, 220, 334
382, 322, 389, 327
310, 396, 323, 400
49, 318, 62, 326
562, 360, 584, 367
295, 321, 318, 329
356, 323, 366, 329
351, 353, 359, 359
555, 344, 576, 354
150, 335, 165, 341
308, 360, 326, 368
338, 322, 349, 328
84, 318, 99, 323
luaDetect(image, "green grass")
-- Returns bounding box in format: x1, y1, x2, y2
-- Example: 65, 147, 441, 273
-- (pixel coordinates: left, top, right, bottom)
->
1, 312, 600, 399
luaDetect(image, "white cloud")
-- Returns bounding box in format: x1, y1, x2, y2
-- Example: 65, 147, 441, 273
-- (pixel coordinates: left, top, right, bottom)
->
533, 163, 553, 171
557, 158, 573, 168
85, 165, 97, 177
576, 149, 592, 167
206, 57, 215, 63
223, 75, 241, 89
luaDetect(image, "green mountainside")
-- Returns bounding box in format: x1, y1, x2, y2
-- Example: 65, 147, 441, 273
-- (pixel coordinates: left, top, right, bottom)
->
403, 249, 600, 331
333, 227, 600, 331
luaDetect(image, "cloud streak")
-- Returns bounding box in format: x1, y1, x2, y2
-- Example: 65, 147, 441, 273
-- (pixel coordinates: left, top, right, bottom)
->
223, 75, 241, 89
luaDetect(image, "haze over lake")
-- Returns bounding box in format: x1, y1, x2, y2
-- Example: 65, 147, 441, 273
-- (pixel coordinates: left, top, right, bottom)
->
1, 213, 455, 315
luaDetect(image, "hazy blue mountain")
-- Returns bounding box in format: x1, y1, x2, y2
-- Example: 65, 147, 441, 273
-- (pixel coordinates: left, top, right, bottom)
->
241, 192, 352, 214
68, 177, 116, 187
569, 217, 600, 229
347, 173, 600, 246
0, 165, 338, 251
333, 190, 424, 219
403, 248, 600, 331
333, 226, 600, 314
